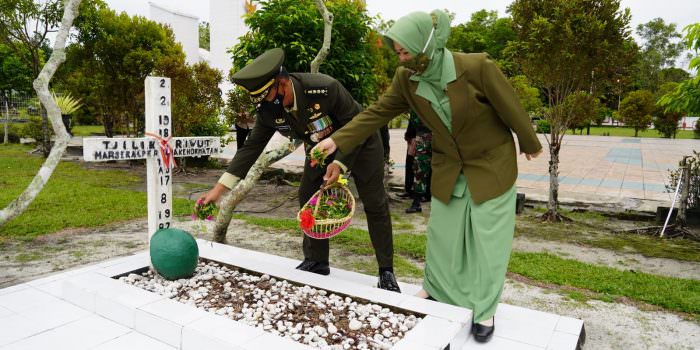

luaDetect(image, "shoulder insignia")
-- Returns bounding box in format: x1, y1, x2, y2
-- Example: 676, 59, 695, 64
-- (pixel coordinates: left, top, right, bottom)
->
304, 87, 329, 96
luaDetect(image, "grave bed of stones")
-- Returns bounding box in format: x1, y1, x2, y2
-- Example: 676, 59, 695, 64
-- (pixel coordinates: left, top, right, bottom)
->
119, 259, 422, 350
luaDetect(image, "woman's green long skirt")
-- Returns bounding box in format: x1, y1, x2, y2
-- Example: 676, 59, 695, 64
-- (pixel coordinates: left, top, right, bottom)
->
423, 175, 516, 323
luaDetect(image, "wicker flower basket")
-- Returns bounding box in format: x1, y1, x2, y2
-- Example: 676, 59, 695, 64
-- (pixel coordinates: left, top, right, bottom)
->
297, 183, 356, 239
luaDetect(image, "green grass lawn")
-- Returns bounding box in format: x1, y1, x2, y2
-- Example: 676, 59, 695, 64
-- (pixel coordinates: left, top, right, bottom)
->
233, 213, 700, 317
567, 125, 698, 139
0, 144, 191, 240
71, 124, 105, 136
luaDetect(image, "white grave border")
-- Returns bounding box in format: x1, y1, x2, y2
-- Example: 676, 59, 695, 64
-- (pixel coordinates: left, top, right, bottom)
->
59, 241, 479, 350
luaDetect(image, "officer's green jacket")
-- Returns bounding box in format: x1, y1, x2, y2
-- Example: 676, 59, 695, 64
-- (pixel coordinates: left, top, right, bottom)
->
226, 73, 365, 179
331, 52, 543, 204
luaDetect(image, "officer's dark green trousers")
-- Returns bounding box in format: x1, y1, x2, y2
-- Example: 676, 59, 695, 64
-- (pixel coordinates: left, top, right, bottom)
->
298, 133, 394, 268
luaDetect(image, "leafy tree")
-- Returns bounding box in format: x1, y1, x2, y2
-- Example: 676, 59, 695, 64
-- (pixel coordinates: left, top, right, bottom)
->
508, 75, 542, 115
634, 18, 684, 92
0, 0, 64, 155
659, 67, 690, 84
508, 0, 633, 221
658, 24, 700, 116
230, 0, 384, 106
0, 43, 33, 93
155, 55, 226, 168
565, 91, 600, 134
370, 15, 399, 92
199, 21, 210, 51
61, 7, 185, 137
156, 58, 226, 138
619, 90, 654, 136
447, 10, 516, 73
653, 82, 682, 138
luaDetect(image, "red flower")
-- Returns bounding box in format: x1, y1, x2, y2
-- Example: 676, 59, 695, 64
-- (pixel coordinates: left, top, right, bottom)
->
300, 209, 315, 230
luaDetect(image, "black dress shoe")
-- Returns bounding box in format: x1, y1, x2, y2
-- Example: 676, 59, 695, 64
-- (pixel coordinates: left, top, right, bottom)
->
397, 192, 413, 199
377, 270, 401, 292
472, 318, 495, 343
405, 203, 422, 213
295, 259, 330, 275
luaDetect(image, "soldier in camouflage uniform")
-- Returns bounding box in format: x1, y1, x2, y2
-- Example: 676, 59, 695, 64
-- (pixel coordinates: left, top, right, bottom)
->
406, 111, 432, 213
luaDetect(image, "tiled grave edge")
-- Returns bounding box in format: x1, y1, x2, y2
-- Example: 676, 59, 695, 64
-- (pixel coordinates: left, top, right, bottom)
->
59, 241, 472, 350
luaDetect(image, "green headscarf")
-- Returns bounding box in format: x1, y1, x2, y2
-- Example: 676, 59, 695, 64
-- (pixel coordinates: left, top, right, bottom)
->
385, 10, 456, 131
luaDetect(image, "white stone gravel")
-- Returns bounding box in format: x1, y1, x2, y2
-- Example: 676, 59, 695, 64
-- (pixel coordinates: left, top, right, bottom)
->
120, 260, 421, 349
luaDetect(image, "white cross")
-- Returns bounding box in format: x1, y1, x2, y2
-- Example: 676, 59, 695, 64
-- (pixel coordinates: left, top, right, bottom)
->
83, 77, 222, 240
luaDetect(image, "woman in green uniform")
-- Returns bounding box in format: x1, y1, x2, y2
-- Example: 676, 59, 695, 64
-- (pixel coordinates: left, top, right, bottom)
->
314, 9, 543, 343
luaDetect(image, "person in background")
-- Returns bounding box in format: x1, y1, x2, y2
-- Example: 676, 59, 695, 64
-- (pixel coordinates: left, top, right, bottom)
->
234, 108, 256, 149
405, 110, 432, 213
400, 116, 416, 199
312, 10, 542, 343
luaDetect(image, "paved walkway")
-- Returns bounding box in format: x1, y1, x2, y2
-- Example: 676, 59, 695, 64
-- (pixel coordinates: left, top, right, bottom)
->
215, 130, 699, 210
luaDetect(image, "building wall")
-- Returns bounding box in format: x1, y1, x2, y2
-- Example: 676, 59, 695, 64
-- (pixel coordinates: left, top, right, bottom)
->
149, 2, 200, 66
210, 0, 248, 96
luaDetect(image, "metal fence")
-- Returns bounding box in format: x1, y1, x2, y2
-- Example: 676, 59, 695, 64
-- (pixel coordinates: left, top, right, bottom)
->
1, 92, 44, 124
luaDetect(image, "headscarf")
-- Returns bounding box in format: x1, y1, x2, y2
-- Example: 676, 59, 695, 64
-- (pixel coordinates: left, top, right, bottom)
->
385, 10, 456, 131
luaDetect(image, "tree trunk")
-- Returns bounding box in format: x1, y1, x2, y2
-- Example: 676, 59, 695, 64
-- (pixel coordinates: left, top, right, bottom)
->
542, 140, 569, 222
212, 2, 334, 242
547, 142, 560, 215
213, 140, 301, 243
40, 107, 50, 157
310, 0, 333, 75
0, 0, 82, 227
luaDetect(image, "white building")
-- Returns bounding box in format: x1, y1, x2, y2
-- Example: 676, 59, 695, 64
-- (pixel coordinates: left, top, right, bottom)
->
148, 1, 249, 96
149, 2, 201, 66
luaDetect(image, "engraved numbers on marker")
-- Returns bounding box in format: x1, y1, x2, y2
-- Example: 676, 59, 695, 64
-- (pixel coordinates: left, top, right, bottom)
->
155, 78, 171, 231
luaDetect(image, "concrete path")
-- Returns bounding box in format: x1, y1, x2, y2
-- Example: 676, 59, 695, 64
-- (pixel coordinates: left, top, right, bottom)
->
213, 130, 700, 211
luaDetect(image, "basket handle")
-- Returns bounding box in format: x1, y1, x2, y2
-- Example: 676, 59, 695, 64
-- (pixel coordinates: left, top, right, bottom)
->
313, 190, 323, 217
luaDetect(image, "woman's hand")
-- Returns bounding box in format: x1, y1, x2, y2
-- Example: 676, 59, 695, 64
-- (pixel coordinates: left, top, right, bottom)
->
523, 148, 543, 161
311, 138, 337, 159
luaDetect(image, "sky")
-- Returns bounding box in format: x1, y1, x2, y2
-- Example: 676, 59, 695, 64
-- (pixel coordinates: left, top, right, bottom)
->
104, 0, 700, 32
104, 0, 699, 66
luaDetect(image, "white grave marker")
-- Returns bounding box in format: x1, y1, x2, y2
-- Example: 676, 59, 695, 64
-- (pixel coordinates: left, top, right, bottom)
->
83, 77, 222, 239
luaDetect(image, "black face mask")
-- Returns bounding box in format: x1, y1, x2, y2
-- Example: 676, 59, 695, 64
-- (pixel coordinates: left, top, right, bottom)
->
256, 91, 286, 118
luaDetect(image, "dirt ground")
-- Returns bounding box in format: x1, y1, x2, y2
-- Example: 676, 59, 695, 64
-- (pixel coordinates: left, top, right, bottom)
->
1, 168, 699, 349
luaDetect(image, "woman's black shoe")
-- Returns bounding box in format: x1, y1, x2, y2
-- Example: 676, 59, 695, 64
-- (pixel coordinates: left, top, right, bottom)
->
472, 318, 495, 343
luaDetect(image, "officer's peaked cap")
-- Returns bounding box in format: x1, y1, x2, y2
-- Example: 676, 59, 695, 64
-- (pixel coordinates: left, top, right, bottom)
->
231, 48, 285, 96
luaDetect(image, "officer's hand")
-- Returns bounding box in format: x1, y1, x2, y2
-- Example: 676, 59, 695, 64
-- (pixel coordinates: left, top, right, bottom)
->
197, 183, 229, 207
322, 163, 342, 188
523, 148, 544, 161
312, 138, 337, 158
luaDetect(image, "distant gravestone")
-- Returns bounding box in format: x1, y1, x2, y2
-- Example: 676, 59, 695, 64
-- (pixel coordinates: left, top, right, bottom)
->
83, 77, 222, 240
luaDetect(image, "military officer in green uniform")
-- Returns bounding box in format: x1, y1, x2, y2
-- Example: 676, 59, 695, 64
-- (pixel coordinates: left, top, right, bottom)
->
199, 48, 400, 292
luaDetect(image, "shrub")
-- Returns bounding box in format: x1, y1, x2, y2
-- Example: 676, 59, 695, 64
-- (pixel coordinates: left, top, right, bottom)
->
536, 119, 551, 133
19, 116, 52, 144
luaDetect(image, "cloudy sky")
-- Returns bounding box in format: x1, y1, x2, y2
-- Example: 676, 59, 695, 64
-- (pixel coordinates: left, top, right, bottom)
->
104, 0, 699, 66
